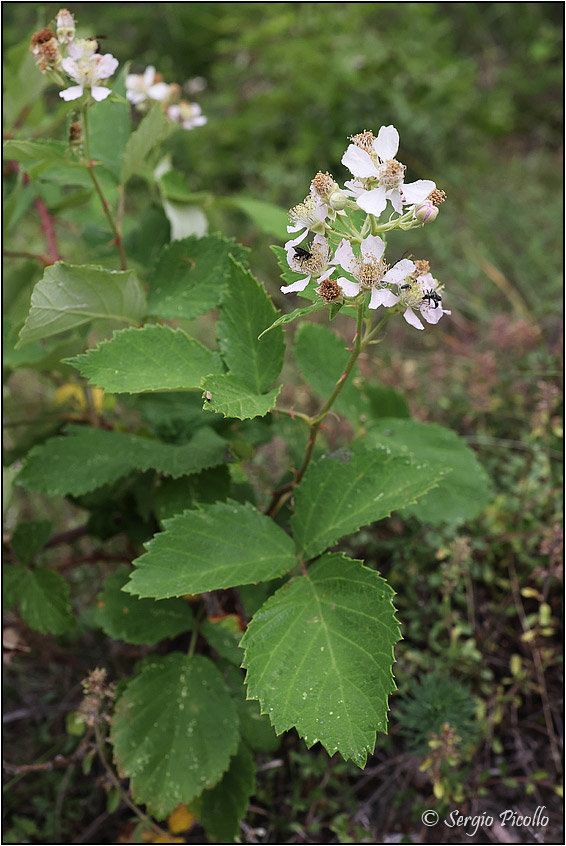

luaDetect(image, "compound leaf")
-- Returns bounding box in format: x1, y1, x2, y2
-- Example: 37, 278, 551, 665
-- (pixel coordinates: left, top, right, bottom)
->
124, 501, 297, 599
111, 653, 239, 818
94, 568, 192, 645
147, 234, 248, 321
364, 419, 491, 524
66, 324, 221, 393
17, 425, 230, 497
291, 446, 444, 560
17, 263, 145, 347
241, 553, 401, 767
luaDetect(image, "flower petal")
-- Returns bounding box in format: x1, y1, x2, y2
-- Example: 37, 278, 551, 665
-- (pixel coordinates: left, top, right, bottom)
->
369, 289, 399, 309
403, 308, 424, 330
421, 304, 444, 324
91, 85, 112, 102
94, 54, 119, 79
59, 85, 84, 101
127, 90, 147, 105
383, 259, 415, 285
284, 228, 309, 248
61, 57, 79, 79
281, 276, 310, 294
360, 234, 385, 263
387, 188, 404, 214
401, 179, 436, 205
373, 125, 399, 160
332, 238, 356, 273
341, 144, 379, 179
337, 277, 361, 297
143, 66, 156, 86
148, 82, 170, 101
356, 186, 387, 216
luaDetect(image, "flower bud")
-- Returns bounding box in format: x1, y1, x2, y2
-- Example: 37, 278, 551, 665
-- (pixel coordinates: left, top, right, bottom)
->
328, 190, 347, 211
56, 9, 75, 45
414, 201, 439, 224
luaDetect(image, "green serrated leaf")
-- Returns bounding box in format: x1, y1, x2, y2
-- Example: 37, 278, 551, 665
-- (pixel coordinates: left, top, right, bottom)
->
364, 419, 491, 524
2, 139, 71, 165
217, 258, 284, 393
66, 325, 221, 393
200, 742, 256, 843
87, 68, 130, 180
124, 500, 297, 599
228, 196, 288, 237
111, 653, 239, 818
17, 263, 146, 348
291, 446, 444, 560
202, 374, 281, 420
362, 384, 410, 419
258, 302, 328, 338
94, 568, 192, 645
3, 563, 27, 610
154, 465, 231, 522
15, 567, 75, 635
201, 616, 243, 665
120, 105, 173, 185
293, 322, 369, 421
241, 553, 401, 766
11, 520, 53, 565
17, 425, 230, 497
146, 234, 248, 321
224, 666, 280, 753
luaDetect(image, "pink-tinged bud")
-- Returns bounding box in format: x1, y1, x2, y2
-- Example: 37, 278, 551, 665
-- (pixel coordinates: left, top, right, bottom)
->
414, 201, 439, 223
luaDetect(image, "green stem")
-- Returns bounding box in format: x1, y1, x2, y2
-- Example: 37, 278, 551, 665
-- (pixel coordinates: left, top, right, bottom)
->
187, 606, 205, 658
82, 102, 127, 270
293, 302, 365, 488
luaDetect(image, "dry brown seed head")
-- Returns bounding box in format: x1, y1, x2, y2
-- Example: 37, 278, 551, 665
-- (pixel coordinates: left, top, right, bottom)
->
317, 277, 343, 303
413, 259, 430, 276
311, 171, 337, 199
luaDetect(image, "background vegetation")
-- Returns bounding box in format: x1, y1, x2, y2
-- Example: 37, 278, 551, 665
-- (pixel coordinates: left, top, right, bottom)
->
3, 2, 563, 843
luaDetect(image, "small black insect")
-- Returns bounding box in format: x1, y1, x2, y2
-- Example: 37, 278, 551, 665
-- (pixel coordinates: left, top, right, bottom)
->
399, 284, 412, 290
422, 289, 442, 309
293, 246, 313, 263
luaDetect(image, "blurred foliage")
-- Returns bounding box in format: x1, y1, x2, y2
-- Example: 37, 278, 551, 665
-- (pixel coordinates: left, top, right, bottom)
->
2, 2, 563, 843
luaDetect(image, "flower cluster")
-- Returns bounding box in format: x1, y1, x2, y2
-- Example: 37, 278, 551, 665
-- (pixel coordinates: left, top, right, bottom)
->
281, 125, 449, 330
30, 8, 118, 101
125, 66, 207, 131
30, 9, 206, 130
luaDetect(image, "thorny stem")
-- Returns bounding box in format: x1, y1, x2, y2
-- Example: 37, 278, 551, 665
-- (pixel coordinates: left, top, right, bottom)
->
93, 723, 168, 839
81, 102, 127, 271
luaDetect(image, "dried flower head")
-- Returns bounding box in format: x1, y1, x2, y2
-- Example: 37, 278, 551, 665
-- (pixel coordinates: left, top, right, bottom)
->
30, 28, 62, 72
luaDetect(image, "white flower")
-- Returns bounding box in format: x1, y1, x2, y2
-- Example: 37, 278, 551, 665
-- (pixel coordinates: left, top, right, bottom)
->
126, 66, 170, 105
285, 194, 327, 249
167, 101, 207, 130
331, 235, 415, 307
377, 265, 451, 330
281, 234, 334, 294
341, 125, 435, 216
59, 51, 118, 101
